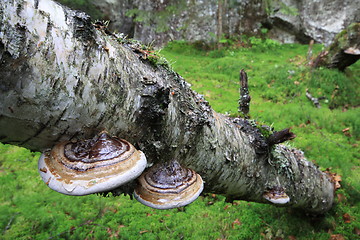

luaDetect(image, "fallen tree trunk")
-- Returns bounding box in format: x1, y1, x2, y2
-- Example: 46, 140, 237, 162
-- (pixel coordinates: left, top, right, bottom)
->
312, 23, 360, 71
0, 0, 334, 213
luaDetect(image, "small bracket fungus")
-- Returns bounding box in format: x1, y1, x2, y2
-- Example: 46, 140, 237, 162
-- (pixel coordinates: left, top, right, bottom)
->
134, 160, 204, 209
263, 187, 290, 205
38, 131, 147, 196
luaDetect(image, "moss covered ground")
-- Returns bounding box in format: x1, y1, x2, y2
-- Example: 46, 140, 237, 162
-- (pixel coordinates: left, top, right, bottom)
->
0, 40, 359, 239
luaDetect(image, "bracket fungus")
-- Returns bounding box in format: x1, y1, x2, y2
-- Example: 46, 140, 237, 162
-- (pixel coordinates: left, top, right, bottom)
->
134, 160, 204, 209
263, 187, 290, 205
38, 131, 147, 196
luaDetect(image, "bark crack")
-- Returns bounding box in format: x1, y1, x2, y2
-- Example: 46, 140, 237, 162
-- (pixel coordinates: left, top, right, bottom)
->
20, 118, 52, 146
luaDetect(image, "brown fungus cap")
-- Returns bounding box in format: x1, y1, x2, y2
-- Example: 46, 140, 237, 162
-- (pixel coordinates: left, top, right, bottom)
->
38, 132, 147, 196
134, 160, 204, 209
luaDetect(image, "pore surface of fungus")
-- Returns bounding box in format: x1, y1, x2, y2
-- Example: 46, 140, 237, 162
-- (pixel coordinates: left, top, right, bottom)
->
38, 132, 147, 196
134, 160, 204, 209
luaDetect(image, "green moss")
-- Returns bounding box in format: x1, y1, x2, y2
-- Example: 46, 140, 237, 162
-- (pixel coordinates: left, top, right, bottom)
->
115, 35, 174, 70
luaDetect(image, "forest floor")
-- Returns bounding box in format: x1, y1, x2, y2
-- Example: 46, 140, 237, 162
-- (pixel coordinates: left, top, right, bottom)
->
0, 39, 359, 239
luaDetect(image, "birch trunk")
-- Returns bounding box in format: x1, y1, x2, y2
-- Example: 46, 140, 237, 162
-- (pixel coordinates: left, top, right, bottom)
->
0, 0, 334, 214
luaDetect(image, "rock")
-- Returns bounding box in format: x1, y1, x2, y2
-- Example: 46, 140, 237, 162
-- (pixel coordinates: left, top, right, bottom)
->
91, 0, 135, 36
268, 0, 360, 45
265, 0, 311, 43
88, 0, 359, 47
301, 0, 360, 45
93, 0, 267, 47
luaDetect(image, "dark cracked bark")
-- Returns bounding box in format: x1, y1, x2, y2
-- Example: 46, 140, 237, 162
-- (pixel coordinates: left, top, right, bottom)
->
0, 0, 334, 214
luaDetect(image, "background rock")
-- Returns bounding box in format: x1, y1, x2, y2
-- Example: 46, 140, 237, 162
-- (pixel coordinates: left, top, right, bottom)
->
91, 0, 136, 37
89, 0, 360, 46
267, 0, 360, 46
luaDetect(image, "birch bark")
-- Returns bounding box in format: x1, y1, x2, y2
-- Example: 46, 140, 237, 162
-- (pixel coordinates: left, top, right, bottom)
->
0, 0, 334, 213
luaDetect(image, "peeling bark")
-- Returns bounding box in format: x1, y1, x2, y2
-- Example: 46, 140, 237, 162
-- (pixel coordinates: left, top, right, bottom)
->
0, 0, 334, 213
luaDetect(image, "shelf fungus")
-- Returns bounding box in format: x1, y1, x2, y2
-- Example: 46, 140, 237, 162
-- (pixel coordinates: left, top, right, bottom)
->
134, 160, 204, 209
38, 131, 147, 196
263, 187, 290, 205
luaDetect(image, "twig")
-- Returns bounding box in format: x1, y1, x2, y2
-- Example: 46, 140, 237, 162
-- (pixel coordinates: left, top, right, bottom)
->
3, 213, 19, 234
305, 89, 324, 108
238, 69, 251, 118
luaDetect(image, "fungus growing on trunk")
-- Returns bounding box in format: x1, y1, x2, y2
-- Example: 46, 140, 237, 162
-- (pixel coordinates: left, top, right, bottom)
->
38, 131, 147, 196
134, 160, 204, 209
263, 187, 290, 205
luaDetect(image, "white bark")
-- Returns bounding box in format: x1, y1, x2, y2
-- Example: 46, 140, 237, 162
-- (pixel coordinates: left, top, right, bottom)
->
0, 0, 334, 213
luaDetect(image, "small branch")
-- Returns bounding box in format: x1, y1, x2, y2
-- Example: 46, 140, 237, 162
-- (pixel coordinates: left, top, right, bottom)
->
267, 128, 296, 146
3, 213, 19, 234
306, 89, 325, 108
238, 69, 251, 118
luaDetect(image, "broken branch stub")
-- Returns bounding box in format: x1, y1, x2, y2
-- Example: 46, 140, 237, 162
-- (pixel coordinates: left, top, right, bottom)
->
267, 128, 296, 146
238, 69, 251, 118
